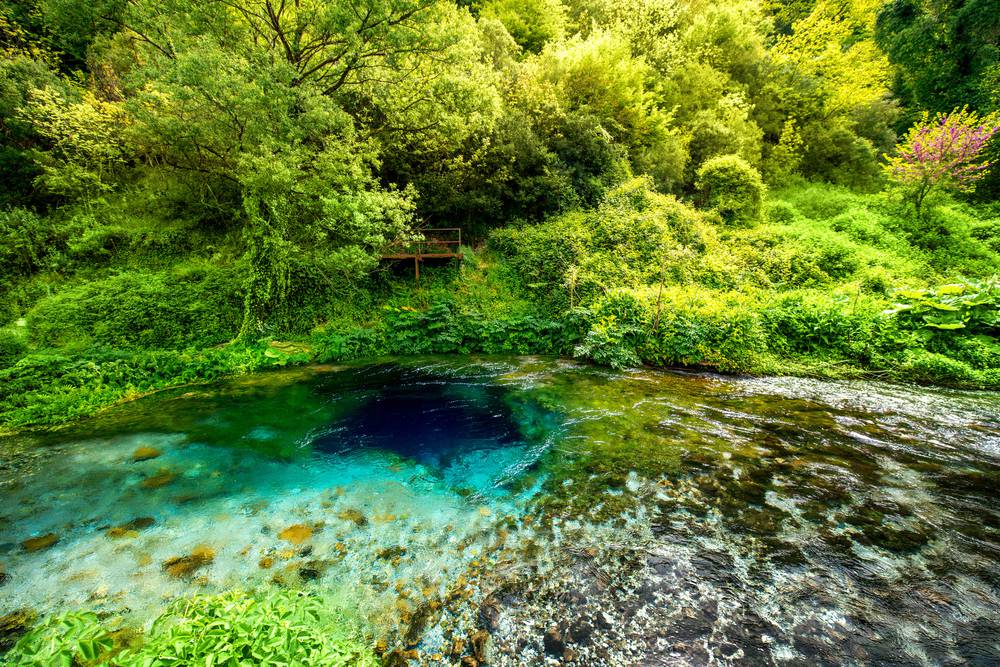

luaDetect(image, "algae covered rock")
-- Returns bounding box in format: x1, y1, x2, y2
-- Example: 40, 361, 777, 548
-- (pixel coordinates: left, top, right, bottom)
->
162, 545, 215, 578
21, 533, 58, 552
278, 524, 313, 544
337, 508, 368, 527
132, 446, 162, 462
140, 469, 176, 489
107, 517, 156, 538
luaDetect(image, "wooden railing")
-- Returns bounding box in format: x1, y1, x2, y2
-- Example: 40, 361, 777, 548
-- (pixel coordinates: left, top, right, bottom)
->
380, 228, 462, 278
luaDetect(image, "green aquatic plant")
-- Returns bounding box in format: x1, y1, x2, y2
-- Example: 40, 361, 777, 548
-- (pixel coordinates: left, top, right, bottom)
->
118, 590, 376, 667
3, 591, 377, 667
2, 610, 113, 666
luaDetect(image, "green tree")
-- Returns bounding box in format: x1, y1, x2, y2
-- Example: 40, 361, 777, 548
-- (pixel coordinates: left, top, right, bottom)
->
479, 0, 568, 53
695, 154, 765, 226
90, 0, 489, 335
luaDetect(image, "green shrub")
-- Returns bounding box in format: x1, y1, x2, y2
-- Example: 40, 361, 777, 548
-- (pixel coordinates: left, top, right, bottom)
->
0, 329, 27, 369
886, 279, 1000, 336
574, 290, 646, 368
27, 269, 243, 349
491, 179, 707, 310
761, 293, 893, 363
695, 154, 766, 227
828, 208, 894, 245
900, 202, 1000, 275
0, 208, 61, 281
740, 224, 862, 288
898, 349, 981, 387
765, 200, 801, 224
0, 346, 276, 428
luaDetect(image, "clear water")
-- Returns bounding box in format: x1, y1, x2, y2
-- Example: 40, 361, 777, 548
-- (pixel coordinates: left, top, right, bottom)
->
1, 357, 998, 665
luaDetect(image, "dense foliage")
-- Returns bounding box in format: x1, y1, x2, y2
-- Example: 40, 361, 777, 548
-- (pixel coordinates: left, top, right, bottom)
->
1, 0, 999, 659
0, 0, 997, 421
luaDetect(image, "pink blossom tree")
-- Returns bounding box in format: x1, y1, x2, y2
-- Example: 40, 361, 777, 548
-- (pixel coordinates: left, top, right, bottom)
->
885, 107, 1000, 215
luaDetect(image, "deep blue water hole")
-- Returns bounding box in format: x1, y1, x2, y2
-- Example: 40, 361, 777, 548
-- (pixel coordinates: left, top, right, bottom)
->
312, 380, 522, 468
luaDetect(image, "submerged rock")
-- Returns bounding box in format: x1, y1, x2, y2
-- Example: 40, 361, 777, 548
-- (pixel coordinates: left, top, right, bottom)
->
543, 626, 564, 657
22, 533, 58, 552
377, 545, 407, 561
107, 517, 156, 538
162, 545, 215, 579
298, 560, 331, 581
278, 524, 313, 544
140, 469, 176, 489
132, 446, 162, 462
106, 527, 139, 539
124, 517, 156, 530
337, 508, 368, 527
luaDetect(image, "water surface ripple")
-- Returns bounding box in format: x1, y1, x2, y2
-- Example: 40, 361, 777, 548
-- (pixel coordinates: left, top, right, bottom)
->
0, 358, 997, 666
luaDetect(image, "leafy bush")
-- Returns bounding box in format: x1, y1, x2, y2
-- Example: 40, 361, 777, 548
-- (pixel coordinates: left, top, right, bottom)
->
0, 346, 276, 428
897, 349, 982, 387
574, 290, 645, 368
761, 293, 895, 363
27, 269, 243, 349
491, 179, 707, 309
0, 329, 27, 369
886, 279, 1000, 335
695, 154, 766, 226
642, 288, 768, 372
0, 208, 62, 281
902, 203, 1000, 275
765, 200, 802, 224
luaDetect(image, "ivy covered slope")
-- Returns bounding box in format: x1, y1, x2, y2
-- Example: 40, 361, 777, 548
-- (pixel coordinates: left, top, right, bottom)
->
2, 0, 999, 431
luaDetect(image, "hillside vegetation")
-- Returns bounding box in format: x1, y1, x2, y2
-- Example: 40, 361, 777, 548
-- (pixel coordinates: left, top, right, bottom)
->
1, 0, 999, 430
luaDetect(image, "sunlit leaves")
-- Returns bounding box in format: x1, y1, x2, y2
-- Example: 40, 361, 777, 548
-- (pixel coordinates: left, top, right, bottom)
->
19, 86, 128, 199
772, 0, 893, 116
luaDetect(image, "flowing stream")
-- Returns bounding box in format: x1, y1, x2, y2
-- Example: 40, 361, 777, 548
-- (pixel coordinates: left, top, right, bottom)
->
1, 357, 998, 665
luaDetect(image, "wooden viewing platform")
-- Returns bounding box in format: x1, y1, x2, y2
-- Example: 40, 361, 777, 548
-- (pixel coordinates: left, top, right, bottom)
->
381, 228, 462, 278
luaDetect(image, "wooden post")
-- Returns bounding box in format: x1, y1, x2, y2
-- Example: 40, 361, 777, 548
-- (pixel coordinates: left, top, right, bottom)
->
414, 255, 420, 281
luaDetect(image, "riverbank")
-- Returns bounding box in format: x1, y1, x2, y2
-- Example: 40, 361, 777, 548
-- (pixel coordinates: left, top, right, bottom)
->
1, 324, 996, 435
2, 182, 998, 433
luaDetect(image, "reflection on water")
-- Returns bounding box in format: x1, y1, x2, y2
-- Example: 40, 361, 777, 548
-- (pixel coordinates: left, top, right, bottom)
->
1, 357, 998, 665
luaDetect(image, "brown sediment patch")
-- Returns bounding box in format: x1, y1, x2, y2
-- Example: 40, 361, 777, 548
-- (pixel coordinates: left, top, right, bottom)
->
132, 446, 162, 462
22, 533, 58, 552
278, 524, 313, 544
162, 545, 215, 578
141, 470, 176, 489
